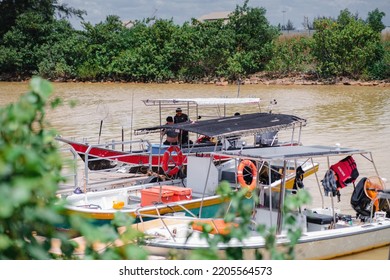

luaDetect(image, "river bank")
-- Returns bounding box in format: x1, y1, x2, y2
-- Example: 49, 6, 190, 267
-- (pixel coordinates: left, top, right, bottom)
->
210, 72, 390, 87
55, 72, 390, 87
1, 72, 389, 87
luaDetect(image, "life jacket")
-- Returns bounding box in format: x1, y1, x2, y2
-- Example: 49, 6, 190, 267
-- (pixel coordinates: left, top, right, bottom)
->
330, 156, 359, 189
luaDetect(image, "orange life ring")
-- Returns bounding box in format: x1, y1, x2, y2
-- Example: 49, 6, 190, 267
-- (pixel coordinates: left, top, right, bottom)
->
237, 159, 257, 192
161, 146, 184, 176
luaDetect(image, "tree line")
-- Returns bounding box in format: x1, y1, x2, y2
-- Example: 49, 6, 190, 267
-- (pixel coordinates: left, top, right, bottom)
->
0, 0, 388, 82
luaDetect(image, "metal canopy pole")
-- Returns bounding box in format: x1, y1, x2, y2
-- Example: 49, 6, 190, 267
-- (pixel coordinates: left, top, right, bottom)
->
326, 156, 336, 225
277, 160, 288, 234
312, 157, 324, 208
268, 161, 273, 227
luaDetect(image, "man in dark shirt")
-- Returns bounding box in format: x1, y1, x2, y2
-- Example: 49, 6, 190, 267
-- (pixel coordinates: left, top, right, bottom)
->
174, 108, 189, 144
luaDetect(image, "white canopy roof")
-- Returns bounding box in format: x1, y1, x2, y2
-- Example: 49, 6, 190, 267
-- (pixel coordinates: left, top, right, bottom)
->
142, 98, 261, 106
218, 145, 366, 161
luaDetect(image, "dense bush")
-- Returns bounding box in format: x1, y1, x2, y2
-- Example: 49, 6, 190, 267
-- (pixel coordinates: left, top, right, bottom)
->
0, 77, 148, 259
265, 35, 314, 75
0, 77, 65, 259
0, 1, 388, 82
312, 9, 385, 79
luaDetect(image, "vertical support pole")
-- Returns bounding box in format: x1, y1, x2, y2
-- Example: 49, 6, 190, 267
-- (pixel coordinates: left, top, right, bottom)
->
122, 127, 124, 151
98, 120, 103, 144
277, 160, 287, 234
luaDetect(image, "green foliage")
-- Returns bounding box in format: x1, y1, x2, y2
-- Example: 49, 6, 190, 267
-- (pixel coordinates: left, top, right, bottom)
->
187, 20, 235, 79
0, 2, 388, 81
0, 1, 280, 82
68, 213, 147, 260
0, 12, 84, 79
75, 15, 129, 80
126, 19, 178, 82
312, 9, 384, 78
367, 39, 390, 80
0, 77, 148, 259
36, 20, 84, 79
265, 36, 315, 74
1, 11, 50, 74
0, 0, 85, 38
366, 9, 386, 33
368, 58, 390, 80
168, 22, 206, 81
226, 0, 279, 76
0, 76, 65, 259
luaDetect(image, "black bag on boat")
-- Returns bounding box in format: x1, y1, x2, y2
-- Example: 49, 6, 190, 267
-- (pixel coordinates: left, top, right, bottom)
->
350, 177, 372, 217
293, 166, 305, 191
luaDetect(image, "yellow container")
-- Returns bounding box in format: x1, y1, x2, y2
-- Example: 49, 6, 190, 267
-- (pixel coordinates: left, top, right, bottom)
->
113, 201, 125, 209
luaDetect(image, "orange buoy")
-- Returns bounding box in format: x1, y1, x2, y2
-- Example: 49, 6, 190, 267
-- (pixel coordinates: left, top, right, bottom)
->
161, 146, 184, 176
237, 159, 257, 193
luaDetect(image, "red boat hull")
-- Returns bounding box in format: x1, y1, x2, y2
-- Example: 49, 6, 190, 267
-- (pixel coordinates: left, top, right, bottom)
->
59, 139, 229, 171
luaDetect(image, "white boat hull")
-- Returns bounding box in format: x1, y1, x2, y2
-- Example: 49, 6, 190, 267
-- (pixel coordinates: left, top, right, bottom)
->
141, 219, 390, 260
294, 224, 390, 259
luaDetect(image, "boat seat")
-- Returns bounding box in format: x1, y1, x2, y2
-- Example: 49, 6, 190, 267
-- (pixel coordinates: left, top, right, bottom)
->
305, 213, 335, 225
305, 212, 337, 231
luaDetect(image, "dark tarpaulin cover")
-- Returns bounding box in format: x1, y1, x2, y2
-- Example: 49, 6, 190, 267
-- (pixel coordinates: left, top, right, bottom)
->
134, 112, 306, 138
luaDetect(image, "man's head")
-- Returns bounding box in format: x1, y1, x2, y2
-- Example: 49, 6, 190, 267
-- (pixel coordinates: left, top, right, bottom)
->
166, 116, 173, 123
176, 108, 182, 115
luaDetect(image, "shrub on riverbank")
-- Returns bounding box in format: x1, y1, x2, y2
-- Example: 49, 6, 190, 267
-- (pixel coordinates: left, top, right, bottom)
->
0, 77, 148, 260
0, 1, 388, 83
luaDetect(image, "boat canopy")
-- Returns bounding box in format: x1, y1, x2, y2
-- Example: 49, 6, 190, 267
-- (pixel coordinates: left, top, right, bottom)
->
142, 98, 261, 107
216, 145, 366, 161
134, 112, 306, 138
142, 97, 264, 122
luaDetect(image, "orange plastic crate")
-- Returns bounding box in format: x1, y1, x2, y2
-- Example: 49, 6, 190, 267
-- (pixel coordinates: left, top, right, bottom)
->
140, 188, 174, 206
151, 186, 192, 202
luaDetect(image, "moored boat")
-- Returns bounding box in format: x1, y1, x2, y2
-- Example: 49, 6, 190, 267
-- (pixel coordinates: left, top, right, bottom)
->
57, 107, 310, 229
60, 149, 318, 226
135, 145, 390, 259
56, 111, 306, 176
57, 97, 264, 171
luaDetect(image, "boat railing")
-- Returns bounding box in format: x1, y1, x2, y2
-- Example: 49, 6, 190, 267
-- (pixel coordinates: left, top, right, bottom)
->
57, 145, 79, 195
135, 203, 200, 242
136, 202, 199, 220
135, 203, 227, 242
80, 138, 152, 163
56, 138, 154, 195
82, 139, 154, 190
